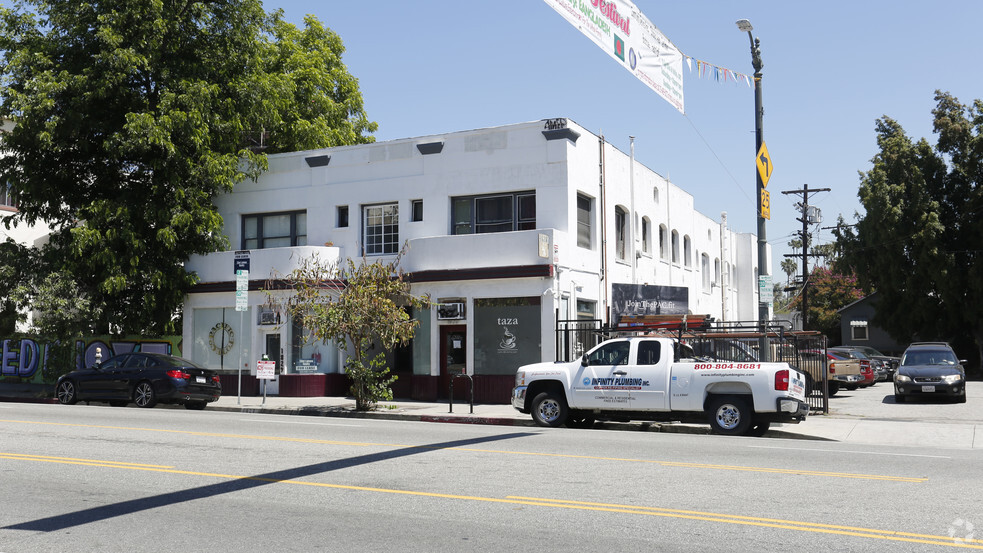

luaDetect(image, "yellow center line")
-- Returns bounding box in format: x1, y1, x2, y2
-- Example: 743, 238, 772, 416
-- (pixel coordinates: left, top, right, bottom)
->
1, 418, 926, 482
0, 452, 976, 549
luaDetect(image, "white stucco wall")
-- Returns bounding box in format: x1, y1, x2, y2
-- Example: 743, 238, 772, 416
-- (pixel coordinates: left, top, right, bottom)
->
184, 118, 769, 376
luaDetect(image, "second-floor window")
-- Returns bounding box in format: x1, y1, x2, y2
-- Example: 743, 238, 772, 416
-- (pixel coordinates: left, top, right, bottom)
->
1, 183, 15, 210
363, 203, 398, 255
242, 211, 306, 249
577, 193, 592, 249
614, 206, 627, 260
452, 191, 535, 235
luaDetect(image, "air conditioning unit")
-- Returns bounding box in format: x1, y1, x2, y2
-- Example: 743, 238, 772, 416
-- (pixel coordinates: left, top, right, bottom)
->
437, 302, 465, 320
260, 311, 278, 325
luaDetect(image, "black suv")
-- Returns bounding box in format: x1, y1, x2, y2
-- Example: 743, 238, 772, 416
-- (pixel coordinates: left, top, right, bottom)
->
894, 342, 967, 403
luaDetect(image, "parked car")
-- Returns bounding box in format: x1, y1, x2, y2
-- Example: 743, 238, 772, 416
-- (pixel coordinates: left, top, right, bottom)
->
826, 350, 871, 389
837, 345, 899, 380
829, 348, 878, 385
894, 342, 967, 403
56, 353, 222, 409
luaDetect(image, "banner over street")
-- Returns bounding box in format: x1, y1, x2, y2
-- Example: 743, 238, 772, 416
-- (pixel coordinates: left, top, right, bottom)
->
544, 0, 684, 113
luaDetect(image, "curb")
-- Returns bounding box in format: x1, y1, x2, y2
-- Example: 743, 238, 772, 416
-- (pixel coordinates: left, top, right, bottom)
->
3, 395, 827, 440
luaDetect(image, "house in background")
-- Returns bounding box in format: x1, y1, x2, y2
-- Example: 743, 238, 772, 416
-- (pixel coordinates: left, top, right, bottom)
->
1, 118, 55, 333
837, 292, 905, 355
183, 118, 769, 402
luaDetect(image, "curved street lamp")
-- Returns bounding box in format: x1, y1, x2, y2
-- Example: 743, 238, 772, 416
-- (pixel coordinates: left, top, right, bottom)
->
737, 18, 770, 360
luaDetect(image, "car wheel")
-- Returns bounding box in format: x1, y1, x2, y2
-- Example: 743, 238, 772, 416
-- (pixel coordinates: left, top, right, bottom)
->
894, 393, 906, 403
707, 395, 752, 436
531, 391, 568, 428
109, 400, 128, 407
748, 421, 771, 437
184, 401, 207, 410
955, 393, 966, 404
134, 381, 158, 408
56, 380, 78, 405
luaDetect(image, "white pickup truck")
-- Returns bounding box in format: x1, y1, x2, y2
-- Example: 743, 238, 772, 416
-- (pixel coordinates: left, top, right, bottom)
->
511, 336, 809, 436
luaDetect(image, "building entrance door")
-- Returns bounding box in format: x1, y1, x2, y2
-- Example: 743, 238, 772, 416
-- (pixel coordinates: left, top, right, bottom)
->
264, 333, 281, 395
438, 325, 466, 399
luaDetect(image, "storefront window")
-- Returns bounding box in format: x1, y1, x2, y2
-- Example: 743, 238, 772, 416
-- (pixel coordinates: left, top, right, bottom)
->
412, 307, 431, 375
193, 308, 252, 372
290, 317, 337, 374
473, 297, 541, 375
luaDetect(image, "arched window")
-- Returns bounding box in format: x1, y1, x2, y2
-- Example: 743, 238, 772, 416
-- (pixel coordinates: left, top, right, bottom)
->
615, 206, 628, 260
701, 253, 711, 291
671, 230, 680, 264
641, 216, 651, 254
659, 225, 668, 259
683, 235, 692, 267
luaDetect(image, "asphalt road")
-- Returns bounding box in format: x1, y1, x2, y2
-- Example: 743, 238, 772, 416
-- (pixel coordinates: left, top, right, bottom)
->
2, 402, 982, 552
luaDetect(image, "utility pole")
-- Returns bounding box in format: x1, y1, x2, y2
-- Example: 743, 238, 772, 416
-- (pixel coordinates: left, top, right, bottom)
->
781, 184, 830, 329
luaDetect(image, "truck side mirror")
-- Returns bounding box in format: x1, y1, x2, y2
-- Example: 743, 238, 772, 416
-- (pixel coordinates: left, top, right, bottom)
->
581, 353, 589, 367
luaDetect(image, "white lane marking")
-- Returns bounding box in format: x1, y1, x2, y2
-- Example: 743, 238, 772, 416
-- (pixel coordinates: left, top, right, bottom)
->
749, 445, 950, 459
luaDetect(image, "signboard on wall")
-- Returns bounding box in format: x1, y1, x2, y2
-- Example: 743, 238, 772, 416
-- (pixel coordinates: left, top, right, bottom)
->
473, 297, 542, 376
611, 283, 688, 325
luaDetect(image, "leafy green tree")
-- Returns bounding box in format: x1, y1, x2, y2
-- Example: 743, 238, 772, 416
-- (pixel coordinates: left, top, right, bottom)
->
835, 92, 983, 366
269, 251, 428, 411
0, 1, 376, 335
787, 266, 863, 341
0, 239, 33, 334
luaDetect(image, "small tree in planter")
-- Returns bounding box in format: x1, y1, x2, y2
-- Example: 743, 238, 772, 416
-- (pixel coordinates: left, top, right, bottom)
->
269, 249, 427, 410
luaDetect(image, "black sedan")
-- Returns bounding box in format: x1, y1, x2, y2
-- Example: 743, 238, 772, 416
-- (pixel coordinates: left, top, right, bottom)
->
894, 342, 966, 403
55, 353, 222, 409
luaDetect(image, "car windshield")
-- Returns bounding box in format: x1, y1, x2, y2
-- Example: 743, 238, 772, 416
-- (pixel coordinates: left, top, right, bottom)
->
901, 349, 958, 366
856, 346, 884, 357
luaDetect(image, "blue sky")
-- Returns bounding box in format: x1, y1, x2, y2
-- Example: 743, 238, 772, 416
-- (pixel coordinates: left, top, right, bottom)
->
268, 0, 981, 280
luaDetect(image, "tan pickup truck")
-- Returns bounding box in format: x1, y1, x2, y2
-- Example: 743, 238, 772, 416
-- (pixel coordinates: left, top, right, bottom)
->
796, 351, 863, 396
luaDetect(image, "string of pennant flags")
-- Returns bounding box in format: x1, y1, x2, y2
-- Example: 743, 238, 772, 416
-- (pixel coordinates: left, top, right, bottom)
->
684, 56, 755, 88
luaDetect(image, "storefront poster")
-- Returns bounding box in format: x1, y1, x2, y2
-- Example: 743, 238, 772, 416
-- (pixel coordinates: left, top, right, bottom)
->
473, 297, 541, 375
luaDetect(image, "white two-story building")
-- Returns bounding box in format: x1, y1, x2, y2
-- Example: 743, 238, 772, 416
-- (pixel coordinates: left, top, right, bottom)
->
183, 118, 769, 402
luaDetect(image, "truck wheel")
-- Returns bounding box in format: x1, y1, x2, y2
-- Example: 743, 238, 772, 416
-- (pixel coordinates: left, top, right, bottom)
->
827, 381, 840, 397
707, 395, 752, 436
531, 392, 568, 428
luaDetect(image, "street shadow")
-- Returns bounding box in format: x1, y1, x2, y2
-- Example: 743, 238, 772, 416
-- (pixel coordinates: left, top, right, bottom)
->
4, 431, 535, 532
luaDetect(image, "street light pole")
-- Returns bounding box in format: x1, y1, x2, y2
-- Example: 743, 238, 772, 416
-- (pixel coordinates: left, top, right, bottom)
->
737, 18, 770, 361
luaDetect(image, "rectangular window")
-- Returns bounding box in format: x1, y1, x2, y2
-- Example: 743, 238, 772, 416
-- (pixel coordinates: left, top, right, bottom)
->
411, 199, 423, 222
576, 300, 596, 320
577, 194, 592, 249
851, 320, 869, 341
451, 191, 535, 235
363, 203, 398, 255
1, 183, 15, 209
241, 211, 306, 250
337, 205, 349, 228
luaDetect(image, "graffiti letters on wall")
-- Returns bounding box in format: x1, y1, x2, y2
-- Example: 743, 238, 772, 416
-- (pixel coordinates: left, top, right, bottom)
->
0, 336, 181, 383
